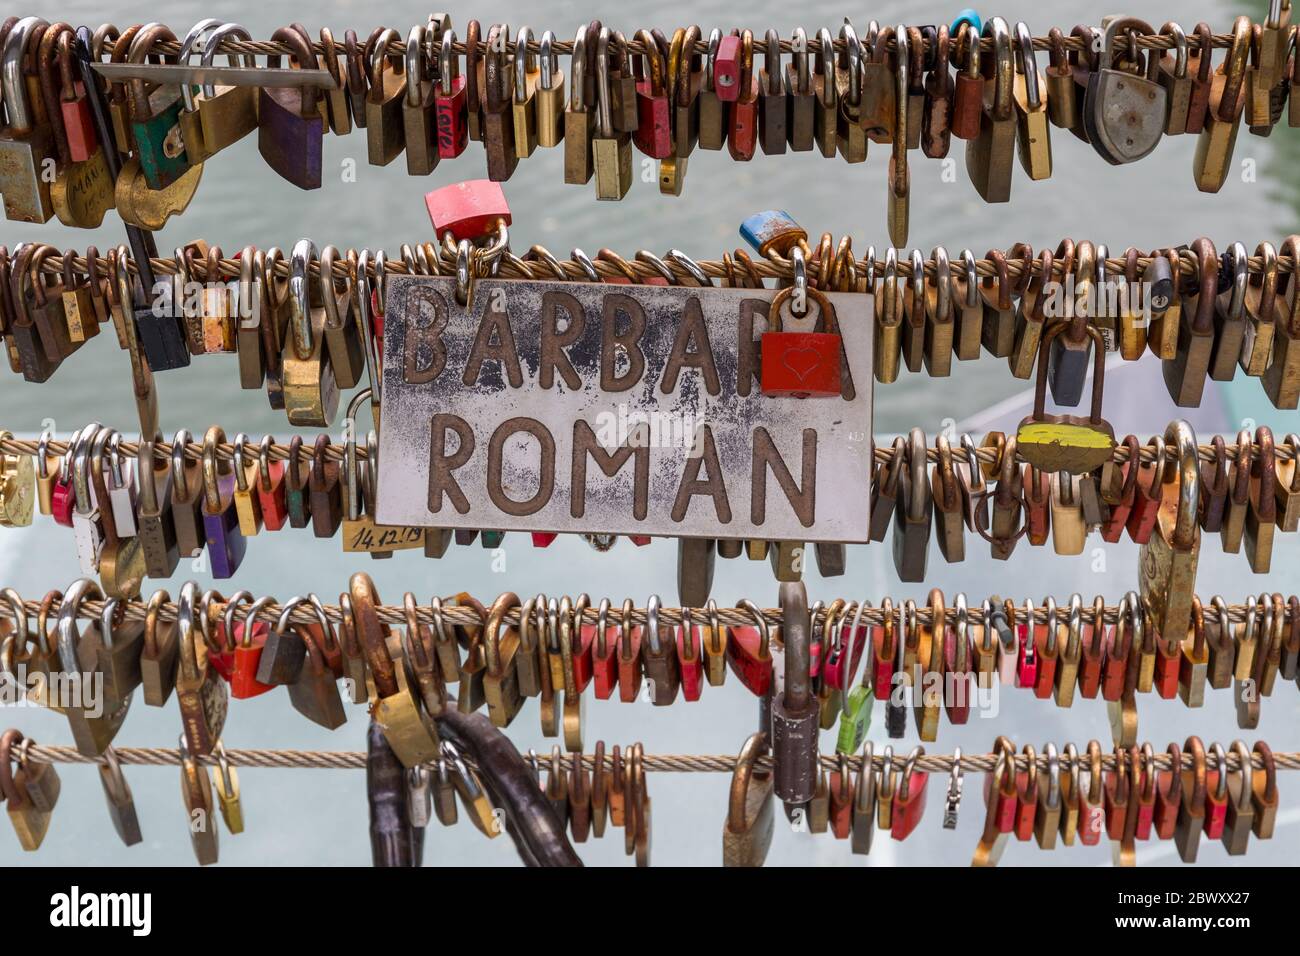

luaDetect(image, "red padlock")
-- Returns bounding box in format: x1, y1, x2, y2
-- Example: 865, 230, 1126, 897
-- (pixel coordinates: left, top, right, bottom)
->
823, 601, 867, 690
984, 748, 1018, 834
1124, 436, 1163, 544
435, 29, 469, 158
51, 471, 76, 526
628, 534, 652, 546
871, 602, 895, 698
1153, 632, 1181, 699
1202, 743, 1229, 840
676, 609, 704, 702
424, 179, 513, 241
615, 599, 643, 703
231, 615, 276, 700
1016, 614, 1037, 689
1013, 745, 1038, 841
532, 532, 558, 547
943, 596, 973, 725
1032, 600, 1059, 700
726, 600, 773, 696
1102, 597, 1137, 701
828, 757, 854, 839
56, 33, 98, 163
632, 30, 672, 158
255, 438, 288, 531
727, 31, 759, 160
568, 599, 595, 693
1099, 435, 1139, 542
891, 746, 928, 840
714, 31, 742, 102
587, 600, 618, 700
1077, 597, 1108, 699
760, 285, 843, 398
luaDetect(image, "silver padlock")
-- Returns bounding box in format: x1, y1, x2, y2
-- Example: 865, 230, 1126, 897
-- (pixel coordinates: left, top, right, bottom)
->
1084, 16, 1167, 164
70, 427, 103, 575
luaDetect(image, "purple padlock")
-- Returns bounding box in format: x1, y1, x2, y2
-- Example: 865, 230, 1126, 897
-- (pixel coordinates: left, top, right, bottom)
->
257, 26, 324, 190
200, 426, 246, 578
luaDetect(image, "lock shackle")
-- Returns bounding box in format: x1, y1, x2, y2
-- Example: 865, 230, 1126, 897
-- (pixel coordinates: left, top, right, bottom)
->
594, 28, 614, 138
934, 434, 960, 512
1032, 322, 1107, 424
70, 423, 101, 515
616, 597, 637, 660
1250, 241, 1279, 323
56, 576, 104, 677
1220, 241, 1247, 322
928, 246, 952, 322
539, 30, 562, 92
0, 729, 27, 806
644, 592, 667, 654
230, 592, 266, 649
952, 592, 969, 672
483, 591, 519, 676
1012, 21, 1040, 109
898, 745, 924, 799
1208, 742, 1228, 802
982, 17, 1013, 122
287, 238, 316, 359
438, 28, 460, 98
268, 25, 320, 114
405, 25, 428, 105
367, 26, 402, 94
1099, 17, 1155, 71
126, 22, 180, 117
925, 588, 945, 673
201, 425, 231, 513
789, 27, 810, 95
1184, 238, 1219, 334
569, 25, 593, 110
175, 580, 206, 685
761, 29, 782, 95
1217, 16, 1251, 121
737, 598, 771, 660
840, 601, 871, 705
177, 17, 222, 109
815, 27, 836, 107
513, 26, 536, 103
1159, 22, 1188, 79
677, 25, 701, 106
1226, 741, 1252, 810
319, 245, 348, 332
231, 433, 253, 493
1255, 741, 1278, 802
903, 427, 928, 522
956, 20, 977, 78
1162, 420, 1200, 550
906, 26, 924, 90
838, 21, 861, 106
1253, 426, 1278, 523
4, 18, 49, 133
1064, 593, 1083, 659
482, 24, 510, 111
779, 581, 812, 709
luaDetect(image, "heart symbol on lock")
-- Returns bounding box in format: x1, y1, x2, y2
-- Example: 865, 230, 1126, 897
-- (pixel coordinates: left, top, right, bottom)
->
782, 347, 823, 383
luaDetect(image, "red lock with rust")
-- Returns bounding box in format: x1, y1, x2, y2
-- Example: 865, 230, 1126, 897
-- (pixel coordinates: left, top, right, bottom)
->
760, 284, 843, 398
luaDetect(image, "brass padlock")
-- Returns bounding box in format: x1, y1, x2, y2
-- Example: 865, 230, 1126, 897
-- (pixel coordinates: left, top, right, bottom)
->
1138, 420, 1201, 642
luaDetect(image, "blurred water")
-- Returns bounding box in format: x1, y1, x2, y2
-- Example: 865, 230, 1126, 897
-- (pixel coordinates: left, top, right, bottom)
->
2, 0, 1297, 866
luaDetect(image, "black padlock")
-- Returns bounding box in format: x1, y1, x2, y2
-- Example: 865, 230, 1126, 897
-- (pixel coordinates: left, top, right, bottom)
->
133, 252, 191, 371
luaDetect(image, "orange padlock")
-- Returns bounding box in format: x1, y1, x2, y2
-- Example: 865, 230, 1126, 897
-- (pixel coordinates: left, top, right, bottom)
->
760, 284, 843, 398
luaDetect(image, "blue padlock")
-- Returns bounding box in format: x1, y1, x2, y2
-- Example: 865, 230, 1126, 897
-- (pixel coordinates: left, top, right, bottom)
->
740, 210, 809, 259
951, 9, 982, 37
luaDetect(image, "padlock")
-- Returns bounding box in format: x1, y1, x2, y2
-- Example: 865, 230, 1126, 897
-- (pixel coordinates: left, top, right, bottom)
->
57, 578, 130, 757
0, 18, 55, 223
966, 18, 1016, 202
1011, 21, 1052, 179
1017, 323, 1117, 475
199, 426, 246, 579
892, 428, 932, 581
123, 25, 196, 190
436, 28, 470, 159
771, 583, 819, 805
258, 26, 325, 189
1138, 421, 1200, 642
1192, 17, 1249, 193
190, 23, 259, 160
1083, 17, 1166, 164
759, 285, 843, 397
1210, 241, 1249, 381
400, 25, 437, 175
173, 582, 228, 757
282, 239, 339, 427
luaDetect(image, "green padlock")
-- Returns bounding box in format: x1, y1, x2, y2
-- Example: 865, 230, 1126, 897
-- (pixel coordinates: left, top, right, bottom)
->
126, 26, 198, 189
836, 684, 874, 753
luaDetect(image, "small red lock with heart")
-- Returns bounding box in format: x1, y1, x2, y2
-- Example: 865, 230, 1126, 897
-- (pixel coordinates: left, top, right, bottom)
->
760, 284, 843, 398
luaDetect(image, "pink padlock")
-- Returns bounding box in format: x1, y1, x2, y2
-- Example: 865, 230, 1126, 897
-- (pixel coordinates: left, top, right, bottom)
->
425, 179, 513, 241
